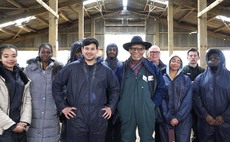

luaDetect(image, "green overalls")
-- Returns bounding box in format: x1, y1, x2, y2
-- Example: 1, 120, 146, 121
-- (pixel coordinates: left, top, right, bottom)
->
117, 66, 156, 142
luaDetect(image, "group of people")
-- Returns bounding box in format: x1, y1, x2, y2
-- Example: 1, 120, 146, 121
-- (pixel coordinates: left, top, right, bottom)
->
147, 44, 230, 142
0, 35, 230, 142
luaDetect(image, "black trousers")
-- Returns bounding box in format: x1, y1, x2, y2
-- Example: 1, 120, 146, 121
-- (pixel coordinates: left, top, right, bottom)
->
65, 113, 108, 142
191, 110, 199, 142
0, 130, 27, 142
155, 122, 161, 142
105, 118, 121, 142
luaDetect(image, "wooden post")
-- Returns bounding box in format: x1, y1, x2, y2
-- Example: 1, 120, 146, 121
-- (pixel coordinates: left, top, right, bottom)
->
78, 0, 84, 40
168, 0, 174, 56
198, 0, 207, 68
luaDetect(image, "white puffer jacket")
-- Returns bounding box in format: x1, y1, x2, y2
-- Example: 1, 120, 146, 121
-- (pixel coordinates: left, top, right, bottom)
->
0, 76, 32, 135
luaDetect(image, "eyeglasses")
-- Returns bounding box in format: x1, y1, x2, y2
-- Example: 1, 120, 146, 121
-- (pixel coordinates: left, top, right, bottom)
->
130, 48, 144, 52
150, 51, 160, 55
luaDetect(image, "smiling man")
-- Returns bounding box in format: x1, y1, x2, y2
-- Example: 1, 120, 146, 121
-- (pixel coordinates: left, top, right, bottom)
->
52, 37, 120, 142
116, 36, 167, 142
147, 45, 166, 75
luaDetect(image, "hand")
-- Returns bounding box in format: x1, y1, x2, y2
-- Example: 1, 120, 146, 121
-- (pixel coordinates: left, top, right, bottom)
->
170, 118, 179, 126
62, 107, 77, 119
102, 106, 112, 119
18, 122, 27, 128
215, 115, 224, 126
205, 114, 215, 126
12, 125, 25, 133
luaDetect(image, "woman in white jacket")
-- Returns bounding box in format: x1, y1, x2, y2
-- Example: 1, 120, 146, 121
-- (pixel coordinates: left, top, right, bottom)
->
0, 44, 32, 142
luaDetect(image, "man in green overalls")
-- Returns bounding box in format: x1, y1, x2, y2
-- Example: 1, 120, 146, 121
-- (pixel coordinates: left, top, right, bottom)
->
116, 36, 167, 142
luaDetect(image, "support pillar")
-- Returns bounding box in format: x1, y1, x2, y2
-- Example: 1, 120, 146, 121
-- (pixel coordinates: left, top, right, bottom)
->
168, 0, 174, 56
49, 0, 58, 58
91, 18, 95, 37
153, 18, 160, 46
78, 0, 84, 40
198, 0, 207, 68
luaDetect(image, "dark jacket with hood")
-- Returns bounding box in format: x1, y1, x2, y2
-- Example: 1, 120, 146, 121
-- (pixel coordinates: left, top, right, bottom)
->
160, 55, 192, 142
67, 41, 82, 63
193, 49, 230, 120
193, 49, 230, 141
52, 55, 120, 124
102, 43, 122, 71
161, 55, 192, 123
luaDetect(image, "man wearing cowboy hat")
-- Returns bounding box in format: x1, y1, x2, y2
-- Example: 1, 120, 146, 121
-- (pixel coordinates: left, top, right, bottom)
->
116, 36, 167, 142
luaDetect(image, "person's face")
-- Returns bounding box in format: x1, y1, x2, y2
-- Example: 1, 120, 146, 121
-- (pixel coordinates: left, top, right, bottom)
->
187, 51, 199, 64
1, 48, 17, 71
82, 43, 98, 62
75, 50, 82, 58
108, 47, 117, 58
148, 47, 160, 64
129, 44, 145, 61
208, 53, 220, 68
39, 46, 52, 62
170, 56, 182, 71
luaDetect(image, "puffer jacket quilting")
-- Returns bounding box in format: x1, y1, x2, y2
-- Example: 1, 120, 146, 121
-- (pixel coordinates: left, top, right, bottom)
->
24, 60, 61, 142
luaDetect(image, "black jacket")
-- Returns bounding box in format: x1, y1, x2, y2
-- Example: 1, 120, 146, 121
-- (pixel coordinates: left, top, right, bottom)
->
52, 56, 120, 114
183, 64, 204, 81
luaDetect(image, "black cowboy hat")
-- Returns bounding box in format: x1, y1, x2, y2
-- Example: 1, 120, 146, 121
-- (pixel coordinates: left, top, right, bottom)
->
123, 36, 152, 51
